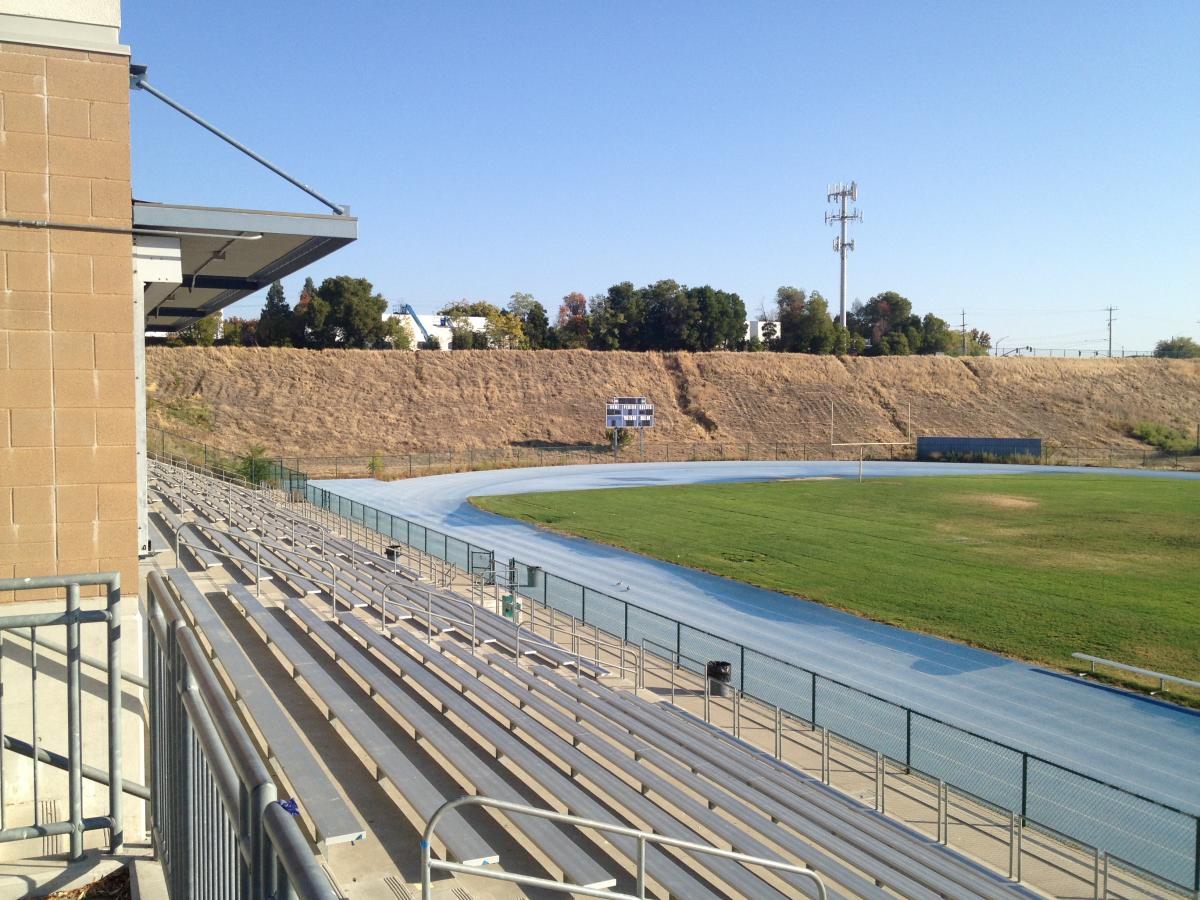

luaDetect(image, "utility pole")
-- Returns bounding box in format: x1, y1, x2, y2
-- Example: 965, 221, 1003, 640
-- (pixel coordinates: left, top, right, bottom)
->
826, 182, 862, 328
1106, 306, 1118, 358
961, 309, 968, 355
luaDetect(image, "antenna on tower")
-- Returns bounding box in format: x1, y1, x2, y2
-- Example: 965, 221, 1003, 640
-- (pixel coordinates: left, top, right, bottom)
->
826, 181, 862, 328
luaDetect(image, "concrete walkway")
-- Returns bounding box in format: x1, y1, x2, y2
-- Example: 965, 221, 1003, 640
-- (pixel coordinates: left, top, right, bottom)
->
313, 461, 1200, 824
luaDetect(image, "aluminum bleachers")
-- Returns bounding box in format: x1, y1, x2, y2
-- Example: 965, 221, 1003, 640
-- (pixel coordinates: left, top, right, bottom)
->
226, 581, 503, 871
152, 507, 222, 569
164, 569, 364, 851
544, 661, 1031, 899
344, 611, 821, 899
148, 459, 1041, 898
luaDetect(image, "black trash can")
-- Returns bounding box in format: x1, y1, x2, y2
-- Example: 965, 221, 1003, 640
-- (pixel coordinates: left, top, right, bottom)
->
385, 545, 402, 561
706, 660, 732, 697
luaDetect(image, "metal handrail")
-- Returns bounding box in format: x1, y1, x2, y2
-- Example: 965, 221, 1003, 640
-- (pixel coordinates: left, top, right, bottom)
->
147, 570, 336, 900
420, 795, 827, 900
262, 801, 337, 898
6, 627, 148, 689
522, 600, 638, 681
0, 572, 122, 859
1073, 653, 1200, 692
149, 450, 253, 490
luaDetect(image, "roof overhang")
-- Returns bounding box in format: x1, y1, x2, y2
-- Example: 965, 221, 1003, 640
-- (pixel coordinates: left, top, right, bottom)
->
133, 200, 357, 331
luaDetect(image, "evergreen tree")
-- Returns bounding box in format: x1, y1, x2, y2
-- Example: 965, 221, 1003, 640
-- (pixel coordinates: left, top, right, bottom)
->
524, 302, 550, 349
291, 277, 317, 347
257, 280, 293, 346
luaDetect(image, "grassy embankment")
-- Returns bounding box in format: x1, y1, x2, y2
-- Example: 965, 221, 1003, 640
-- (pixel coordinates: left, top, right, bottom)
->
473, 475, 1200, 692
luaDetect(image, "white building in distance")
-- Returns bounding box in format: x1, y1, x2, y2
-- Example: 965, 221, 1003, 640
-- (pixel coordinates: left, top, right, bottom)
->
394, 311, 488, 350
745, 320, 781, 343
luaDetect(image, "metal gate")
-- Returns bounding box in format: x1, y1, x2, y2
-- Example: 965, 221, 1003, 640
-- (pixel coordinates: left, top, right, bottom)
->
469, 550, 495, 583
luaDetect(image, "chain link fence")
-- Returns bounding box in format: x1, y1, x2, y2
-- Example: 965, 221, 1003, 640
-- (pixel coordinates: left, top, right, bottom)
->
151, 425, 1199, 480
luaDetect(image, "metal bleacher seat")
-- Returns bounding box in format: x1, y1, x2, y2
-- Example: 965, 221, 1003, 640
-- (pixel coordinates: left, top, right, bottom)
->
225, 582, 504, 870
149, 505, 222, 570
259, 589, 618, 891
165, 570, 363, 851
532, 660, 1031, 900
338, 613, 807, 899
645, 698, 1031, 900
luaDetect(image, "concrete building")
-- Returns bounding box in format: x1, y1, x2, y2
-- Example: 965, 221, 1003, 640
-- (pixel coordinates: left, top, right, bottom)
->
0, 1, 356, 602
1, 0, 138, 600
395, 310, 488, 350
745, 319, 781, 343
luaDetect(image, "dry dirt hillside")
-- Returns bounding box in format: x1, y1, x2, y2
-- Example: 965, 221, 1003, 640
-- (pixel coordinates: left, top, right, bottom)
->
146, 347, 1200, 456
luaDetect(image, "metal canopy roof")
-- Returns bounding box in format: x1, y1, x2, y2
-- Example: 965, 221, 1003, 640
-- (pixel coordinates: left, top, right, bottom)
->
134, 200, 357, 331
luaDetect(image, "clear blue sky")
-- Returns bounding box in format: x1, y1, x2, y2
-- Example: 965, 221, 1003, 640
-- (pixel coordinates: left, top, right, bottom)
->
124, 1, 1198, 353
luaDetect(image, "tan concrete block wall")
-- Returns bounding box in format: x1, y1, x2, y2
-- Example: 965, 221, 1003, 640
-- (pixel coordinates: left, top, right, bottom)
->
0, 42, 136, 601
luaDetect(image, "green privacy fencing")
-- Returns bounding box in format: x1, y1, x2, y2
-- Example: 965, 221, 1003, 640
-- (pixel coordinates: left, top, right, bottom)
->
305, 480, 1200, 895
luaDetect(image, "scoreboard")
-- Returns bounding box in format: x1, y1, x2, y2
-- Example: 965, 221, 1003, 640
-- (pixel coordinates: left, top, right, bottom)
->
605, 396, 654, 429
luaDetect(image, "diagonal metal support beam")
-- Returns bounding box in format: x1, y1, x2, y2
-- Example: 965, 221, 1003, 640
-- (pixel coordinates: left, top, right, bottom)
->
129, 64, 348, 216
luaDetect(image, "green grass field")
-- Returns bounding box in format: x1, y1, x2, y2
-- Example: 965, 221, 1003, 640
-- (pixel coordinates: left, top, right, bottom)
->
472, 474, 1200, 680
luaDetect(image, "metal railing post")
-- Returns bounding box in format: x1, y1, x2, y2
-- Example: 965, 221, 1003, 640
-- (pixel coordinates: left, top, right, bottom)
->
1014, 817, 1023, 882
938, 781, 948, 844
636, 834, 647, 898
331, 567, 338, 622
31, 626, 39, 831
66, 583, 83, 860
820, 727, 829, 783
1008, 809, 1016, 878
670, 652, 675, 705
878, 753, 888, 816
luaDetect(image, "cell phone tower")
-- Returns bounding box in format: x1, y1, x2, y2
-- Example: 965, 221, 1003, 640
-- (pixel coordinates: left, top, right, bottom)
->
826, 181, 862, 328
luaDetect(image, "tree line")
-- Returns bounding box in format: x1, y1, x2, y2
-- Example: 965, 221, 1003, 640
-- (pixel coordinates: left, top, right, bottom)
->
173, 276, 410, 350
172, 276, 994, 356
1153, 336, 1200, 359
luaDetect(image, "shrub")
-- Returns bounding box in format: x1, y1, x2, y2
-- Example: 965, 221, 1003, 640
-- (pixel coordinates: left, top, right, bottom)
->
367, 452, 385, 479
238, 444, 276, 485
1129, 421, 1195, 455
604, 428, 634, 449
